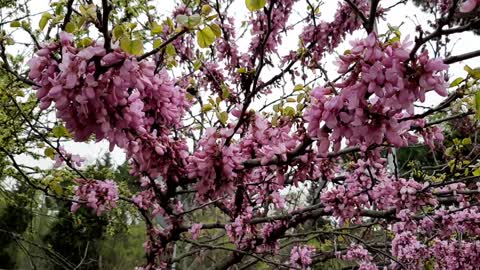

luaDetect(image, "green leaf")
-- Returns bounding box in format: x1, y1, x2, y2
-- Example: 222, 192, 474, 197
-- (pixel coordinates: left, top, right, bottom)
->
44, 147, 55, 159
52, 125, 69, 138
297, 93, 305, 102
210, 23, 222, 38
153, 39, 162, 49
465, 65, 480, 79
50, 182, 63, 195
284, 106, 295, 117
65, 21, 76, 33
5, 38, 14, 45
54, 3, 64, 15
205, 14, 219, 21
237, 67, 248, 73
10, 21, 21, 27
202, 104, 213, 112
245, 0, 267, 12
151, 22, 163, 35
166, 44, 176, 56
462, 138, 472, 145
112, 25, 125, 40
120, 37, 144, 56
219, 111, 228, 125
296, 103, 304, 111
202, 5, 212, 15
130, 40, 144, 56
176, 15, 189, 26
193, 60, 202, 70
473, 167, 480, 177
39, 12, 51, 30
293, 84, 304, 91
188, 14, 202, 28
77, 37, 93, 48
449, 77, 463, 88
197, 26, 216, 48
221, 87, 230, 100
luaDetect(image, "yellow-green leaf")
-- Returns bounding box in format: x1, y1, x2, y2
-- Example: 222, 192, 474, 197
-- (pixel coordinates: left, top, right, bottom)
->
210, 23, 222, 38
151, 22, 163, 35
473, 167, 480, 176
219, 111, 228, 125
202, 5, 212, 15
284, 106, 295, 116
245, 0, 267, 12
197, 26, 216, 48
130, 39, 144, 56
449, 77, 463, 88
153, 39, 162, 49
176, 15, 189, 26
77, 37, 93, 48
293, 84, 304, 91
50, 182, 63, 195
202, 104, 213, 112
465, 65, 480, 79
52, 125, 69, 138
237, 67, 248, 73
112, 25, 125, 40
188, 14, 202, 28
120, 37, 144, 56
166, 44, 176, 56
65, 21, 76, 33
221, 87, 230, 100
10, 21, 21, 27
39, 12, 51, 30
44, 147, 55, 159
205, 14, 219, 21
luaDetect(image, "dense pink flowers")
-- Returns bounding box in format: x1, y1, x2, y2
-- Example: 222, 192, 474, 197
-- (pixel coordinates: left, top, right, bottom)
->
305, 33, 447, 155
23, 0, 480, 269
431, 240, 480, 270
391, 231, 428, 269
459, 0, 480, 12
71, 179, 119, 215
342, 244, 378, 270
290, 245, 315, 269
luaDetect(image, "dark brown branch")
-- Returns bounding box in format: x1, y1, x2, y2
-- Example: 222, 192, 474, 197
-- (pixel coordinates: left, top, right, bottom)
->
137, 30, 188, 61
444, 49, 480, 64
61, 0, 75, 30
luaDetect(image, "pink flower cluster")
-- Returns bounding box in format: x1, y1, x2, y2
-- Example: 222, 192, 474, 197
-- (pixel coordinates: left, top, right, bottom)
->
28, 31, 191, 205
71, 178, 119, 216
189, 223, 203, 240
53, 146, 84, 168
431, 240, 480, 270
186, 128, 244, 201
342, 244, 378, 270
29, 32, 187, 141
460, 0, 480, 12
248, 0, 296, 56
305, 33, 447, 155
290, 245, 315, 270
299, 0, 370, 65
391, 231, 428, 269
225, 207, 257, 249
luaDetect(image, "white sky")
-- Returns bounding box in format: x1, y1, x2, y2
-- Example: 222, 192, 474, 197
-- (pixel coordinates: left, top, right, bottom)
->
5, 0, 480, 170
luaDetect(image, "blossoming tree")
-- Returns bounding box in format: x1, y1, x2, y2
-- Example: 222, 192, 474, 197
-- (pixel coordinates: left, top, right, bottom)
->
2, 0, 480, 269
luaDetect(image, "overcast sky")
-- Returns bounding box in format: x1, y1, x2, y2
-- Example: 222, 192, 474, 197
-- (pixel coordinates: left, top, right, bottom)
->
6, 0, 480, 170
